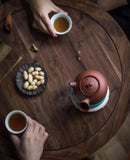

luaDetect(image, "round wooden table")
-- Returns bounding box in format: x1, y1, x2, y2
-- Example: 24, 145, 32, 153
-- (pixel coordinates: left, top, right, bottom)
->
0, 0, 130, 160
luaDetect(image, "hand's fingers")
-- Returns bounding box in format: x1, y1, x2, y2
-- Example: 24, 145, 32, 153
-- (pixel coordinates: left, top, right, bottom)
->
32, 119, 40, 133
39, 125, 45, 135
27, 115, 46, 134
24, 116, 34, 134
27, 116, 32, 122
33, 19, 51, 35
32, 119, 46, 135
10, 134, 20, 148
33, 13, 52, 35
41, 14, 57, 37
28, 116, 34, 127
42, 132, 48, 144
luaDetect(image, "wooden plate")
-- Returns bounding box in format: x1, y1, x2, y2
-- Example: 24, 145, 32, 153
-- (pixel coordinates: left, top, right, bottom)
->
16, 63, 48, 96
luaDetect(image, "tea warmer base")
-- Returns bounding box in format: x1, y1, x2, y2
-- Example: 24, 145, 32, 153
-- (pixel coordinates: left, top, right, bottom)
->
88, 87, 110, 112
71, 87, 110, 112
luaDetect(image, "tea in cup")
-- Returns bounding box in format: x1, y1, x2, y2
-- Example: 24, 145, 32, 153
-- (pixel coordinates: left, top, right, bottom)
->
5, 110, 28, 134
51, 13, 72, 35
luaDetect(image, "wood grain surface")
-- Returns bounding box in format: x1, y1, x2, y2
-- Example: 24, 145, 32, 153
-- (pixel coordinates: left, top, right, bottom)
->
0, 0, 130, 160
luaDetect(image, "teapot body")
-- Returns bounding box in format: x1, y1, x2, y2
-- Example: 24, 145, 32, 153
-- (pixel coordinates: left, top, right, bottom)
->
69, 70, 110, 112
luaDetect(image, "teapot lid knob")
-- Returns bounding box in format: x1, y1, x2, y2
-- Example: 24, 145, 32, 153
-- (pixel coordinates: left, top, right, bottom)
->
80, 76, 99, 96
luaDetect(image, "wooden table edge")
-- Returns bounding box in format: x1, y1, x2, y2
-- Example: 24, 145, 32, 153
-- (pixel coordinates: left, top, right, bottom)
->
0, 0, 130, 159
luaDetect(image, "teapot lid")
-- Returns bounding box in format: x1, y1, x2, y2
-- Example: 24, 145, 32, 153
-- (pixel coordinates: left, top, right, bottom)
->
80, 76, 100, 96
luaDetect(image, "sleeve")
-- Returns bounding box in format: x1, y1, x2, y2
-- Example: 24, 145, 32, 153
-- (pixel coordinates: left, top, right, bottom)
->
127, 0, 130, 5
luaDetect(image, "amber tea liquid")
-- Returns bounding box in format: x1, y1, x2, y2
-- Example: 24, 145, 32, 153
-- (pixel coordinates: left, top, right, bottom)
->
9, 113, 26, 131
54, 17, 69, 32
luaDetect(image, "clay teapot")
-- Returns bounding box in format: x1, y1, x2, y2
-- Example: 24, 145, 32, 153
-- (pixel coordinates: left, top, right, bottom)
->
69, 70, 109, 112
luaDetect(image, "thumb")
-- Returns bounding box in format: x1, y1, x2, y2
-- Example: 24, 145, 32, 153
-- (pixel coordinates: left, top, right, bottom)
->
10, 134, 20, 148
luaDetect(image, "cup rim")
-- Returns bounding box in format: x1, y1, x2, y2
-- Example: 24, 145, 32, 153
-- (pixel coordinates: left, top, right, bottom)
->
5, 110, 28, 134
51, 13, 72, 35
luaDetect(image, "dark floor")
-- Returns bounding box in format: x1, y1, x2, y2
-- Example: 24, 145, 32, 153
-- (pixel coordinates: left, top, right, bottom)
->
94, 112, 130, 160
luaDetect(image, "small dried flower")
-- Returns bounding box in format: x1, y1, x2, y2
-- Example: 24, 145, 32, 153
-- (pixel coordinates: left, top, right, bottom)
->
77, 50, 81, 61
31, 44, 38, 52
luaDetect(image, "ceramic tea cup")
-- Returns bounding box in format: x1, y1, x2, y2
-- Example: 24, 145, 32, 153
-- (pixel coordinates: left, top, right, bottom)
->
51, 13, 72, 35
5, 110, 28, 134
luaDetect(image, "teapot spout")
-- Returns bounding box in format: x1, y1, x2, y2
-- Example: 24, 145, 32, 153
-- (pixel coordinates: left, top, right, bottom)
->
79, 98, 90, 112
69, 81, 77, 87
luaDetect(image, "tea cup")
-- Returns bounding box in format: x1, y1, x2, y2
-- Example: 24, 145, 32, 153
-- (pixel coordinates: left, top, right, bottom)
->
51, 13, 72, 35
5, 110, 28, 134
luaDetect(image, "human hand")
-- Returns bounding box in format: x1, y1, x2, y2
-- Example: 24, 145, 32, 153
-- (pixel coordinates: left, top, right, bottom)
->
10, 116, 48, 160
26, 0, 67, 37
